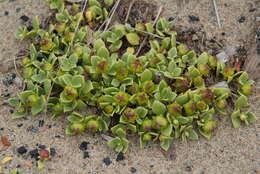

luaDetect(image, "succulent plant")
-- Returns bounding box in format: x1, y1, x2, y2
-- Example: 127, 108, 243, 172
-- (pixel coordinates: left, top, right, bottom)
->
8, 0, 257, 154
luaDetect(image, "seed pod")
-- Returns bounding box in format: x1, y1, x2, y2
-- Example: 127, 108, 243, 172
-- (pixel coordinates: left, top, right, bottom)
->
114, 92, 129, 106
55, 23, 66, 33
40, 39, 54, 51
23, 67, 34, 79
130, 60, 143, 73
153, 115, 168, 130
193, 76, 204, 87
116, 68, 128, 80
202, 120, 217, 133
143, 133, 152, 142
136, 92, 149, 105
208, 56, 217, 68
142, 80, 155, 93
127, 83, 139, 95
173, 78, 190, 93
21, 57, 31, 66
135, 23, 145, 32
26, 94, 38, 107
177, 44, 188, 56
201, 89, 214, 104
196, 101, 207, 112
97, 60, 109, 72
239, 113, 247, 121
86, 119, 99, 132
167, 103, 182, 116
64, 86, 78, 99
216, 99, 227, 110
184, 101, 196, 115
124, 108, 137, 122
141, 119, 153, 131
197, 64, 210, 76
104, 105, 114, 114
70, 122, 85, 134
222, 66, 234, 79
240, 84, 252, 96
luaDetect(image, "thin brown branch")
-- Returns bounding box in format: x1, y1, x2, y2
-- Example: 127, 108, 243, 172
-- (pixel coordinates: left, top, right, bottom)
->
104, 0, 122, 31
125, 0, 136, 23
212, 0, 221, 28
136, 6, 163, 56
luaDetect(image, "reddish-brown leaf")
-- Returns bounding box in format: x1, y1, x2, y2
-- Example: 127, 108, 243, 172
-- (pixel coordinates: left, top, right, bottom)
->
1, 136, 11, 147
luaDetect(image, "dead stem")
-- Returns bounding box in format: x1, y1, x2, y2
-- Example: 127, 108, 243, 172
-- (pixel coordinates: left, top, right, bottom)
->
104, 0, 122, 31
125, 0, 136, 23
136, 6, 163, 56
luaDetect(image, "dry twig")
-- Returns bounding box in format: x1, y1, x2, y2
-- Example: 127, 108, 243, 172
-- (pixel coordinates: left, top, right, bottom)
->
125, 0, 136, 23
212, 0, 221, 28
104, 0, 122, 31
136, 6, 163, 56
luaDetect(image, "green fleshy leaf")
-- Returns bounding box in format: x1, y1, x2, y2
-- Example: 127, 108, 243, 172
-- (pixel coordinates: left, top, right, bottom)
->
97, 46, 109, 58
246, 112, 257, 124
197, 52, 208, 64
135, 107, 148, 118
160, 139, 171, 151
140, 69, 153, 82
168, 47, 177, 58
43, 79, 52, 94
31, 96, 46, 115
30, 44, 38, 60
235, 95, 249, 109
8, 98, 20, 107
32, 16, 40, 30
152, 100, 166, 115
59, 54, 78, 71
11, 112, 26, 119
31, 71, 47, 83
231, 109, 241, 128
187, 128, 198, 140
126, 33, 140, 46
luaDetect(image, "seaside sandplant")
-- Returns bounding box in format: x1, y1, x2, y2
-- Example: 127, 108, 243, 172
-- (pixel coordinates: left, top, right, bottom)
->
8, 0, 257, 153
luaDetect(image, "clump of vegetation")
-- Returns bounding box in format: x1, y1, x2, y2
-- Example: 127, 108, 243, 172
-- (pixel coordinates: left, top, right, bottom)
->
8, 0, 257, 153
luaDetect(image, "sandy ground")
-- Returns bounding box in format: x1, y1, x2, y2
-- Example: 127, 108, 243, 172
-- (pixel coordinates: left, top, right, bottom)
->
0, 0, 260, 174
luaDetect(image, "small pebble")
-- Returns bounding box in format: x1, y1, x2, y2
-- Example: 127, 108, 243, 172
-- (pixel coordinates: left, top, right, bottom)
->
238, 16, 246, 23
20, 15, 29, 22
50, 148, 57, 156
27, 126, 38, 133
216, 51, 229, 63
13, 77, 23, 87
38, 120, 45, 127
130, 167, 137, 173
168, 17, 175, 21
188, 15, 200, 22
103, 157, 112, 166
38, 144, 46, 150
17, 146, 28, 154
17, 123, 23, 128
185, 165, 193, 172
116, 152, 125, 162
4, 11, 9, 16
83, 151, 90, 159
16, 8, 21, 13
79, 141, 89, 151
29, 149, 40, 160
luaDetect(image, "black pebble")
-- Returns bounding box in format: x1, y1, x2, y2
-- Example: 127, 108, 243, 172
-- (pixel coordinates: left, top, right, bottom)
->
168, 17, 175, 21
188, 15, 200, 22
50, 148, 57, 156
130, 167, 137, 173
38, 144, 46, 150
54, 135, 61, 138
238, 16, 246, 23
103, 157, 112, 166
4, 11, 9, 16
16, 8, 21, 13
185, 165, 193, 172
17, 123, 23, 128
0, 128, 4, 131
150, 165, 154, 168
20, 15, 29, 22
116, 152, 125, 162
16, 164, 21, 168
29, 149, 40, 160
9, 109, 14, 113
17, 146, 28, 154
38, 120, 44, 127
2, 73, 16, 86
27, 126, 38, 133
83, 151, 90, 159
79, 141, 89, 151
